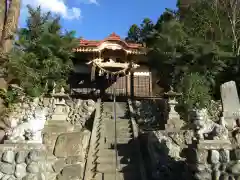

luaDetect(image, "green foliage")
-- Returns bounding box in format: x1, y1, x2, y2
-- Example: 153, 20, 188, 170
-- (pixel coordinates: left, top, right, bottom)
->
125, 24, 141, 43
178, 73, 211, 111
8, 5, 78, 97
125, 1, 240, 101
0, 88, 21, 108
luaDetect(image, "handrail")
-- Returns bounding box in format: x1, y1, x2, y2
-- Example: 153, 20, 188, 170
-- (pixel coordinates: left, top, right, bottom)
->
113, 88, 118, 180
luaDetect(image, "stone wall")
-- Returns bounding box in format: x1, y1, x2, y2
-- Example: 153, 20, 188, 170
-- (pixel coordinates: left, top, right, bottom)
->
0, 141, 91, 180
0, 143, 54, 180
0, 94, 96, 180
41, 98, 95, 180
189, 140, 240, 180
43, 129, 91, 180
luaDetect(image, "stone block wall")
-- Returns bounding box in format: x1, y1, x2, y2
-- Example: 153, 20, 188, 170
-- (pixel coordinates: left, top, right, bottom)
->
42, 120, 92, 180
0, 144, 54, 180
0, 96, 96, 180
40, 98, 95, 180
190, 141, 240, 180
0, 141, 89, 180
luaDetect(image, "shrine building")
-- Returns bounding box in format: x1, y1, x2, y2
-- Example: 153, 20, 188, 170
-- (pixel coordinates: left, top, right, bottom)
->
70, 33, 153, 99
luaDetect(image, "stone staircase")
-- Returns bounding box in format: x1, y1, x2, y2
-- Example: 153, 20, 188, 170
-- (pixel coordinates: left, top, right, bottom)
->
84, 101, 142, 180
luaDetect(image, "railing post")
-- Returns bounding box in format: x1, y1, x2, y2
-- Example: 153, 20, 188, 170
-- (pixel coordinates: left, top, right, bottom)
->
113, 87, 118, 180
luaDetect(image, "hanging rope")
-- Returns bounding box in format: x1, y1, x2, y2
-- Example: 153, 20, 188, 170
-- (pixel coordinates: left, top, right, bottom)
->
90, 58, 133, 77
94, 62, 130, 75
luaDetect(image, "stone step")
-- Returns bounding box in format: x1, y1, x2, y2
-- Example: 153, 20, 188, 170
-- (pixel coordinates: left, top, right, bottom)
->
98, 148, 136, 157
105, 123, 130, 128
97, 147, 138, 159
98, 147, 137, 160
105, 127, 132, 133
104, 131, 132, 137
105, 172, 139, 180
106, 137, 132, 144
94, 171, 139, 180
103, 118, 130, 124
105, 132, 132, 139
98, 140, 135, 151
96, 153, 134, 164
98, 149, 118, 157
96, 163, 136, 174
43, 121, 74, 133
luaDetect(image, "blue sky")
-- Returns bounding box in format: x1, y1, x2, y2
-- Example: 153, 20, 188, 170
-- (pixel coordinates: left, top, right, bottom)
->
20, 0, 177, 40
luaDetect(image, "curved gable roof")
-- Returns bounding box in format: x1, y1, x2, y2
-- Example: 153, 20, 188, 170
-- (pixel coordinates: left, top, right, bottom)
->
79, 32, 144, 50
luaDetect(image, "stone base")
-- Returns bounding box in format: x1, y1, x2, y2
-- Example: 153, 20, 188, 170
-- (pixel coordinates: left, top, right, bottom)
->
197, 140, 232, 150
165, 118, 184, 131
0, 141, 46, 150
51, 114, 68, 121
169, 113, 180, 120
223, 117, 236, 130
43, 120, 74, 133
4, 140, 42, 144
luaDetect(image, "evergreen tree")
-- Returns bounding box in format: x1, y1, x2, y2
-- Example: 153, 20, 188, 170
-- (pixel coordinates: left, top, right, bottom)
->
125, 0, 237, 114
8, 5, 78, 97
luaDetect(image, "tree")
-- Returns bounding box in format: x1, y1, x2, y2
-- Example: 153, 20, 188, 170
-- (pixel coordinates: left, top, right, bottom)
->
8, 5, 78, 97
0, 0, 21, 110
148, 19, 188, 87
177, 72, 212, 121
179, 72, 211, 109
216, 0, 240, 55
139, 18, 155, 44
125, 0, 240, 102
125, 24, 141, 43
0, 0, 21, 55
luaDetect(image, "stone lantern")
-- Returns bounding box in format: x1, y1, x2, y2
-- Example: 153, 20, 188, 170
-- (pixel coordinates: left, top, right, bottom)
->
164, 86, 184, 130
50, 87, 70, 121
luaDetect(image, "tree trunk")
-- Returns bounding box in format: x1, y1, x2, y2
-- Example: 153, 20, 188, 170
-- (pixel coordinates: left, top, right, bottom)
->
1, 0, 21, 54
0, 0, 8, 97
0, 0, 7, 41
0, 0, 21, 111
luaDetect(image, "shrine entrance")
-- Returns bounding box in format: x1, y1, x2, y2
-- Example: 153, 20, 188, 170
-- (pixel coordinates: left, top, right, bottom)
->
105, 75, 128, 97
72, 32, 152, 99
104, 72, 152, 98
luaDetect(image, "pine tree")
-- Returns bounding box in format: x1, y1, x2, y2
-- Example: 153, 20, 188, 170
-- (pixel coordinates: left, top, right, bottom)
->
8, 6, 78, 97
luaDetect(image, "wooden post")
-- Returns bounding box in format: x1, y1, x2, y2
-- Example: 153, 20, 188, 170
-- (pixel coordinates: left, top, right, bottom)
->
127, 72, 131, 97
149, 71, 153, 96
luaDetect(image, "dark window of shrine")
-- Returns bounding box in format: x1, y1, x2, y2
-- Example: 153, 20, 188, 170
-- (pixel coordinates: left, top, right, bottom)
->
116, 58, 121, 62
103, 57, 109, 62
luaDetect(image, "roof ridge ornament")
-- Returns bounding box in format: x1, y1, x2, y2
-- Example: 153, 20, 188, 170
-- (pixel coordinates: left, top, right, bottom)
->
107, 32, 121, 40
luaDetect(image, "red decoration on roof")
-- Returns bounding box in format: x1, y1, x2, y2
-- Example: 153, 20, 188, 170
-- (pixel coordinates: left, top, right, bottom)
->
79, 32, 143, 49
105, 32, 121, 41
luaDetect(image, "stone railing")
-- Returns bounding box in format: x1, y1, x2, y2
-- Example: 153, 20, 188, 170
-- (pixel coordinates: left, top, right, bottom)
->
128, 99, 147, 180
189, 140, 240, 180
82, 98, 102, 180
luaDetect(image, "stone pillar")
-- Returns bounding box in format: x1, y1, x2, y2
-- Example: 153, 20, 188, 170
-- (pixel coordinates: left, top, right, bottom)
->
220, 81, 240, 129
